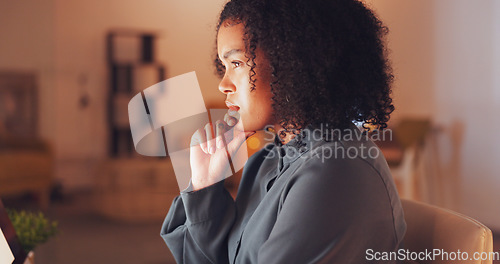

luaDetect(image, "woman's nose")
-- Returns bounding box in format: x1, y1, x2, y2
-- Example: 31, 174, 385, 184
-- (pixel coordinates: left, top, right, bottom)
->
218, 74, 236, 94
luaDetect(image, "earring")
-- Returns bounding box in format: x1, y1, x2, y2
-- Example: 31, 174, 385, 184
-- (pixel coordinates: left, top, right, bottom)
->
265, 126, 275, 133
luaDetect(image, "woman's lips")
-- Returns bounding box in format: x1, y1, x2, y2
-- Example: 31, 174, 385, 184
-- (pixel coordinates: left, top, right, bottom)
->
228, 106, 239, 112
225, 101, 240, 112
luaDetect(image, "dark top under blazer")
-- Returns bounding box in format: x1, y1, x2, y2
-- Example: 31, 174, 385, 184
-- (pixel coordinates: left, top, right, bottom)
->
161, 124, 407, 263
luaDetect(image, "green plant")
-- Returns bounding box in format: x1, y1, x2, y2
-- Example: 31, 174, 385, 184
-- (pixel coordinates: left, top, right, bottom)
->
7, 209, 58, 253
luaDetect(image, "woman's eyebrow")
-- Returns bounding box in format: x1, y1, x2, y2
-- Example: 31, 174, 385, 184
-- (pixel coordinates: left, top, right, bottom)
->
223, 49, 243, 59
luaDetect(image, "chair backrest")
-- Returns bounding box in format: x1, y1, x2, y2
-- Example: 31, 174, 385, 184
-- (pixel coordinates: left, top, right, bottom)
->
401, 199, 494, 264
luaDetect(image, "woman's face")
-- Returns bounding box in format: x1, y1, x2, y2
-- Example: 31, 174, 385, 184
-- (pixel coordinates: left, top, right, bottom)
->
217, 21, 275, 132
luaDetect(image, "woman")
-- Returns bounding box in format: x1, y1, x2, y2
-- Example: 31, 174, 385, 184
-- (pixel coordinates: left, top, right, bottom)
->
161, 0, 406, 263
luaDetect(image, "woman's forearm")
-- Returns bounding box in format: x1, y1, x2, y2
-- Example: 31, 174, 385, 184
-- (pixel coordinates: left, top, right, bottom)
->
160, 180, 236, 263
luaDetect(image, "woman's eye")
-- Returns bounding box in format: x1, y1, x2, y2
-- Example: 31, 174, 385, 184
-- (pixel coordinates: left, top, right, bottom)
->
231, 61, 241, 68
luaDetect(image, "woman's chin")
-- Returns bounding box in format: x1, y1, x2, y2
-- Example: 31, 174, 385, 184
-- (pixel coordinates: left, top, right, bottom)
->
236, 117, 274, 133
238, 122, 258, 133
243, 125, 270, 134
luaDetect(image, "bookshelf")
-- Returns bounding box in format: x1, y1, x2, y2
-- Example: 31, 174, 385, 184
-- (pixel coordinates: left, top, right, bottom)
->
106, 30, 166, 157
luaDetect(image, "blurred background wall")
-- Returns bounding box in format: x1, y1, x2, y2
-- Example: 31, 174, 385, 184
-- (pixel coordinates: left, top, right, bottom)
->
0, 0, 226, 189
1, 0, 499, 231
367, 0, 500, 230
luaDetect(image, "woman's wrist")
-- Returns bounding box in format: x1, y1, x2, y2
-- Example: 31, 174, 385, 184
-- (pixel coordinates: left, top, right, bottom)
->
191, 177, 220, 192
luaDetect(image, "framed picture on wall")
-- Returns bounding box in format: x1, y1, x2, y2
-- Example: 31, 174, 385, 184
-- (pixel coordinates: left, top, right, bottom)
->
0, 72, 37, 138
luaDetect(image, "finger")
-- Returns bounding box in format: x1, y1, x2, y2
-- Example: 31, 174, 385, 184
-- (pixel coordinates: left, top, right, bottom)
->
205, 123, 216, 154
221, 120, 234, 144
227, 109, 240, 121
215, 120, 226, 149
190, 128, 208, 153
224, 113, 238, 127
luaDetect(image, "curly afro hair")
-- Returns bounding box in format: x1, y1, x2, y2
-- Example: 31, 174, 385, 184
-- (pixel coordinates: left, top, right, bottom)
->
214, 0, 394, 135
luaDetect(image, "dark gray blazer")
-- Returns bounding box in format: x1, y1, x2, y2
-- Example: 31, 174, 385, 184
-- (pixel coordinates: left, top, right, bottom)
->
161, 125, 406, 263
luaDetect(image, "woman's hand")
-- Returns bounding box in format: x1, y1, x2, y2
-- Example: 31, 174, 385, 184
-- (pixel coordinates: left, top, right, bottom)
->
189, 111, 255, 191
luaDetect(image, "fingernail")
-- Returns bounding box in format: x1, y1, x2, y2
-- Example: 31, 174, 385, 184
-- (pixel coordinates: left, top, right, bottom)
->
210, 146, 215, 154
